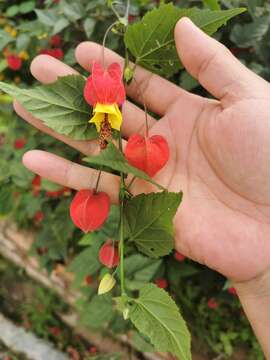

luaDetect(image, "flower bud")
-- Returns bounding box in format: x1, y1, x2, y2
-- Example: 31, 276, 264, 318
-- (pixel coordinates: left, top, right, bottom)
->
98, 273, 116, 295
99, 241, 119, 268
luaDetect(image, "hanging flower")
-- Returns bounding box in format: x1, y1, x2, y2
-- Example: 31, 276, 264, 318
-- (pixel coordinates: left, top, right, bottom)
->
99, 241, 120, 268
84, 62, 125, 146
6, 55, 22, 71
125, 134, 169, 177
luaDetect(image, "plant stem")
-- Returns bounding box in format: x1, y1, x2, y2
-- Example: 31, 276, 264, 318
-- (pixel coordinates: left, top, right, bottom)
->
94, 169, 102, 193
127, 175, 136, 190
102, 21, 119, 68
119, 134, 126, 296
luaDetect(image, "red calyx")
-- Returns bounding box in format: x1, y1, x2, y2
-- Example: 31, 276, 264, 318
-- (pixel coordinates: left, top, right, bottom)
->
125, 134, 169, 177
155, 278, 168, 289
7, 55, 22, 71
70, 189, 110, 232
14, 138, 27, 149
174, 251, 186, 262
84, 61, 126, 106
98, 241, 119, 268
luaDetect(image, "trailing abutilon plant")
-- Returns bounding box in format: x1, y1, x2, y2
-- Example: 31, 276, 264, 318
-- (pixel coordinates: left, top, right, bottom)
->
0, 1, 246, 358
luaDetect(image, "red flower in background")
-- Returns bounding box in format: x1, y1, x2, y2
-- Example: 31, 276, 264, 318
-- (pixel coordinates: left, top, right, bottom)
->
125, 134, 169, 177
228, 287, 237, 296
207, 298, 218, 310
31, 175, 41, 197
155, 278, 168, 289
7, 55, 22, 71
34, 211, 44, 224
99, 241, 120, 268
70, 189, 110, 232
50, 35, 61, 47
174, 251, 186, 262
14, 138, 27, 149
39, 48, 64, 60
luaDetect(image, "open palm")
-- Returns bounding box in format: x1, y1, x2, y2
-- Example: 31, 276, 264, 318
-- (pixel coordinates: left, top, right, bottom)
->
16, 18, 270, 282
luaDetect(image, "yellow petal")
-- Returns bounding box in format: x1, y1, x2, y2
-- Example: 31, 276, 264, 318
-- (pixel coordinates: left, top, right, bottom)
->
89, 103, 122, 132
98, 273, 116, 295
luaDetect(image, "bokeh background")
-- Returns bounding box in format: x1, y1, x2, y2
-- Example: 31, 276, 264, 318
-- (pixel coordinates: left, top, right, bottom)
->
0, 0, 269, 359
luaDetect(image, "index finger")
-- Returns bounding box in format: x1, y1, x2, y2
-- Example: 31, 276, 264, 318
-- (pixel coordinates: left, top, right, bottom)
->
75, 41, 195, 116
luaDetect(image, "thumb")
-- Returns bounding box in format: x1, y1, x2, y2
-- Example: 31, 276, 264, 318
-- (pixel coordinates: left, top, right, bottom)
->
174, 17, 268, 103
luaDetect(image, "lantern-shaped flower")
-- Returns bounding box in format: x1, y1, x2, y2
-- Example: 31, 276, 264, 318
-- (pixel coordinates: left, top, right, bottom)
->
84, 62, 125, 133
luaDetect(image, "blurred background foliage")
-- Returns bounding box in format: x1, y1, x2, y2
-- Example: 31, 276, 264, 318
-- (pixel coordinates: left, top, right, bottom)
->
0, 0, 268, 359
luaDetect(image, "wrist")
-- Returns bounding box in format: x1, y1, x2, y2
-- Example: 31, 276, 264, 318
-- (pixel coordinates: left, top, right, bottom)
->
232, 268, 270, 359
233, 267, 270, 299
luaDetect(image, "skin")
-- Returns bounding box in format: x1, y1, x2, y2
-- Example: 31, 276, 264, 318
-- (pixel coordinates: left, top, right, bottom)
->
14, 18, 270, 357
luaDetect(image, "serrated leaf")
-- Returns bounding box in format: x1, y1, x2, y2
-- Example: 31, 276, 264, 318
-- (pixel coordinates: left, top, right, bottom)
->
230, 15, 270, 48
68, 238, 101, 287
128, 284, 191, 360
124, 191, 182, 258
83, 142, 165, 190
124, 4, 245, 77
0, 75, 98, 141
80, 294, 114, 329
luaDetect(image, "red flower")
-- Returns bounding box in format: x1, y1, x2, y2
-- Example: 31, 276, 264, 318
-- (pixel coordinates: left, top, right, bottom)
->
207, 298, 218, 309
88, 346, 97, 354
125, 134, 169, 177
70, 189, 110, 232
50, 35, 61, 47
39, 48, 64, 60
84, 62, 125, 106
155, 278, 168, 289
85, 275, 93, 285
99, 241, 120, 268
7, 55, 22, 71
14, 138, 27, 149
174, 251, 186, 262
34, 211, 44, 224
31, 175, 41, 197
49, 326, 61, 337
228, 287, 237, 296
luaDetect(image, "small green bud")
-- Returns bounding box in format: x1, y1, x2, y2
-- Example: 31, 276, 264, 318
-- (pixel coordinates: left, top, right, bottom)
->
124, 66, 134, 84
98, 273, 116, 295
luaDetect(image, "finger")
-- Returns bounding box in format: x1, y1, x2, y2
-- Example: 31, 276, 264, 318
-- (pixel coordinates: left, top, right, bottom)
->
30, 54, 156, 137
75, 42, 196, 116
14, 100, 99, 156
23, 150, 119, 203
174, 17, 270, 104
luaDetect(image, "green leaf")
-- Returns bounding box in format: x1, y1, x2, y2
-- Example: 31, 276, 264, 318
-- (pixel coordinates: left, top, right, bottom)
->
128, 284, 191, 360
0, 30, 14, 51
83, 143, 164, 190
230, 15, 270, 48
124, 191, 182, 258
0, 76, 98, 141
16, 34, 30, 51
80, 294, 114, 329
68, 238, 101, 287
203, 0, 221, 11
35, 9, 58, 27
6, 5, 20, 17
83, 18, 96, 38
53, 17, 70, 35
19, 1, 35, 14
124, 4, 246, 77
0, 187, 13, 216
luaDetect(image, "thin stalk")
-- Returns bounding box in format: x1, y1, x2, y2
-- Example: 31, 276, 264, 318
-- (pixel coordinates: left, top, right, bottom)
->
127, 175, 136, 190
94, 169, 102, 193
118, 134, 126, 295
133, 77, 149, 138
102, 21, 119, 68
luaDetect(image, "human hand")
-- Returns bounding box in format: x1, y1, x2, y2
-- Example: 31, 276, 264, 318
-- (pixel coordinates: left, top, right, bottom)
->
15, 18, 270, 283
